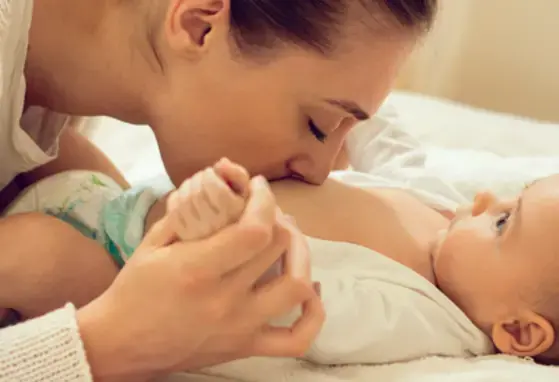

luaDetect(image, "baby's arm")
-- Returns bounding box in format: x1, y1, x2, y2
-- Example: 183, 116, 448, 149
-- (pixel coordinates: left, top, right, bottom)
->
0, 213, 118, 321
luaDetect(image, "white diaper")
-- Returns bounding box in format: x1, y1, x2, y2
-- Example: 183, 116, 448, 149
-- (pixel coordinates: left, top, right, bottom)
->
3, 171, 158, 267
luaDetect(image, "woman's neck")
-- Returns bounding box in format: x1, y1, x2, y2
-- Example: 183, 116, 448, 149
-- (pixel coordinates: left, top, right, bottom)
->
25, 0, 161, 124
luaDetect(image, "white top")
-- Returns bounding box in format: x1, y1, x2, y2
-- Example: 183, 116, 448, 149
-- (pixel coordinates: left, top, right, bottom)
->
0, 0, 68, 190
0, 0, 91, 380
0, 305, 92, 381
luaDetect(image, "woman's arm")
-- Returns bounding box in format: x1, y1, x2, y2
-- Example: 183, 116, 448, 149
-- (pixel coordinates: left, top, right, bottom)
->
18, 123, 129, 189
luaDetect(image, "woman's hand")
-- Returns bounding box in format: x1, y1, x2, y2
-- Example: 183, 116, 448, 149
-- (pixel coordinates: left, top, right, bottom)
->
77, 176, 324, 380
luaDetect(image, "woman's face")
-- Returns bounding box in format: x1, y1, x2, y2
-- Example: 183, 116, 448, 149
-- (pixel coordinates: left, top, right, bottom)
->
151, 9, 416, 186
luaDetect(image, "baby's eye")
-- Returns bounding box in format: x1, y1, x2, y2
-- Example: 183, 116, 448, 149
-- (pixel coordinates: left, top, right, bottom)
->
495, 212, 511, 234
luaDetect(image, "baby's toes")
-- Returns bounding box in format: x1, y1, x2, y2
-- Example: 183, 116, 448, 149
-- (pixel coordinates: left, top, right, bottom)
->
171, 172, 210, 240
214, 158, 250, 198
200, 168, 246, 226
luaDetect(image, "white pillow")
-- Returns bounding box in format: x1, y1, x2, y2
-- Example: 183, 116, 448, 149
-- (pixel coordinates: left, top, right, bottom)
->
386, 91, 559, 157
347, 97, 559, 204
424, 147, 559, 201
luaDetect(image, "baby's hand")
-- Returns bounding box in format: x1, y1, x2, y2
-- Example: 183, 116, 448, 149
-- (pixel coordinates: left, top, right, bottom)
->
167, 158, 250, 241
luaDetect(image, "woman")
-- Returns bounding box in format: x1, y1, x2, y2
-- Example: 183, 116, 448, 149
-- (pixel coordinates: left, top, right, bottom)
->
0, 0, 437, 381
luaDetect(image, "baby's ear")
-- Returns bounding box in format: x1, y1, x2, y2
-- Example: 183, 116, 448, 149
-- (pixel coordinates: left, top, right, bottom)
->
492, 312, 555, 357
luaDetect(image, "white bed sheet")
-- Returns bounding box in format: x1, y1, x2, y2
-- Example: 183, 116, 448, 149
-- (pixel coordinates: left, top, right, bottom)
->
83, 92, 559, 382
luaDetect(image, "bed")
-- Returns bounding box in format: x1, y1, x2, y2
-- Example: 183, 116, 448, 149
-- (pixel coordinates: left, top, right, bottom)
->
84, 90, 559, 382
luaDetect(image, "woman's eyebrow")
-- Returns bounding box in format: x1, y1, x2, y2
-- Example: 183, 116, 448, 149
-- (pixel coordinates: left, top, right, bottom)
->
325, 99, 370, 121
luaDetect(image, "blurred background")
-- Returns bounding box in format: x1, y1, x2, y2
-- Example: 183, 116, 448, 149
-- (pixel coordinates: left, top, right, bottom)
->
395, 0, 559, 123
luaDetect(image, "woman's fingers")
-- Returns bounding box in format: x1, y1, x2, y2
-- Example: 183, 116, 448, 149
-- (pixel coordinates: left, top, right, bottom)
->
225, 218, 290, 288
138, 210, 177, 250
281, 215, 311, 280
251, 292, 325, 357
238, 176, 277, 232
249, 273, 312, 322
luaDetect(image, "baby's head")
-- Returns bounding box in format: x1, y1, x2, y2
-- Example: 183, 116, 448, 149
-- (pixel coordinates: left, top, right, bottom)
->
432, 174, 559, 363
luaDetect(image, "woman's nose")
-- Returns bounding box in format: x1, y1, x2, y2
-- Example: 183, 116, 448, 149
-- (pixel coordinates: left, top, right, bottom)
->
471, 191, 497, 216
288, 156, 332, 185
288, 129, 350, 184
287, 144, 345, 185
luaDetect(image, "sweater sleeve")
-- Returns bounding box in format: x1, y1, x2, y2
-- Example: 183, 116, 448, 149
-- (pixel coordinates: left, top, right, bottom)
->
0, 304, 93, 381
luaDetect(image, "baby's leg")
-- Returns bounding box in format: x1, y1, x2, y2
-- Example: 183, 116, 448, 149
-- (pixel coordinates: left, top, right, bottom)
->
0, 213, 118, 320
167, 158, 250, 241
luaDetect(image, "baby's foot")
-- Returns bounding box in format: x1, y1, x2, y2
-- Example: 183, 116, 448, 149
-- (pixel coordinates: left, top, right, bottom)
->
167, 158, 250, 241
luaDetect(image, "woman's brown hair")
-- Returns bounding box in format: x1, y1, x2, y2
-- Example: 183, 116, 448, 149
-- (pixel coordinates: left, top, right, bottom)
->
230, 0, 438, 54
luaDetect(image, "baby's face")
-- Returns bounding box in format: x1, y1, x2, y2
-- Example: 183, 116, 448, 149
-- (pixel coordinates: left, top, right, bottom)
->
432, 175, 559, 328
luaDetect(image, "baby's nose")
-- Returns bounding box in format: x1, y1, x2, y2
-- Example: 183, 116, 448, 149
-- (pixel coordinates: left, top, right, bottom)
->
472, 191, 497, 216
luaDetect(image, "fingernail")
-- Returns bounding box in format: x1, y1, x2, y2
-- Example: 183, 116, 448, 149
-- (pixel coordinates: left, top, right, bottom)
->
312, 282, 322, 298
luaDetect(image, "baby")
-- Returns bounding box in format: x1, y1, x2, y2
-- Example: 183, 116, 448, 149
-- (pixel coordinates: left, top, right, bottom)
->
272, 173, 559, 365
2, 160, 559, 365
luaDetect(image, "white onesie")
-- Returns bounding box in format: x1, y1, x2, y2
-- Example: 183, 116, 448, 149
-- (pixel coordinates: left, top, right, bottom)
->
299, 237, 494, 364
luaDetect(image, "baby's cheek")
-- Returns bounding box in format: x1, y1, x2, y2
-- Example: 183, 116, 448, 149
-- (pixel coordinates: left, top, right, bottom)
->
435, 231, 470, 279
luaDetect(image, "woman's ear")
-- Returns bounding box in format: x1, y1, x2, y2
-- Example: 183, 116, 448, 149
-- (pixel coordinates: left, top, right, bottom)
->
492, 312, 555, 357
164, 0, 230, 56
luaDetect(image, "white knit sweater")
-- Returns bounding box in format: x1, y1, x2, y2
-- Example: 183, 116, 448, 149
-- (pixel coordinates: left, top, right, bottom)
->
0, 305, 92, 381
0, 0, 93, 380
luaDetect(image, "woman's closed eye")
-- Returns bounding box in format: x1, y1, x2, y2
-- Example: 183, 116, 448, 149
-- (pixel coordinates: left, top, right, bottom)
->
495, 211, 511, 235
308, 119, 327, 143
